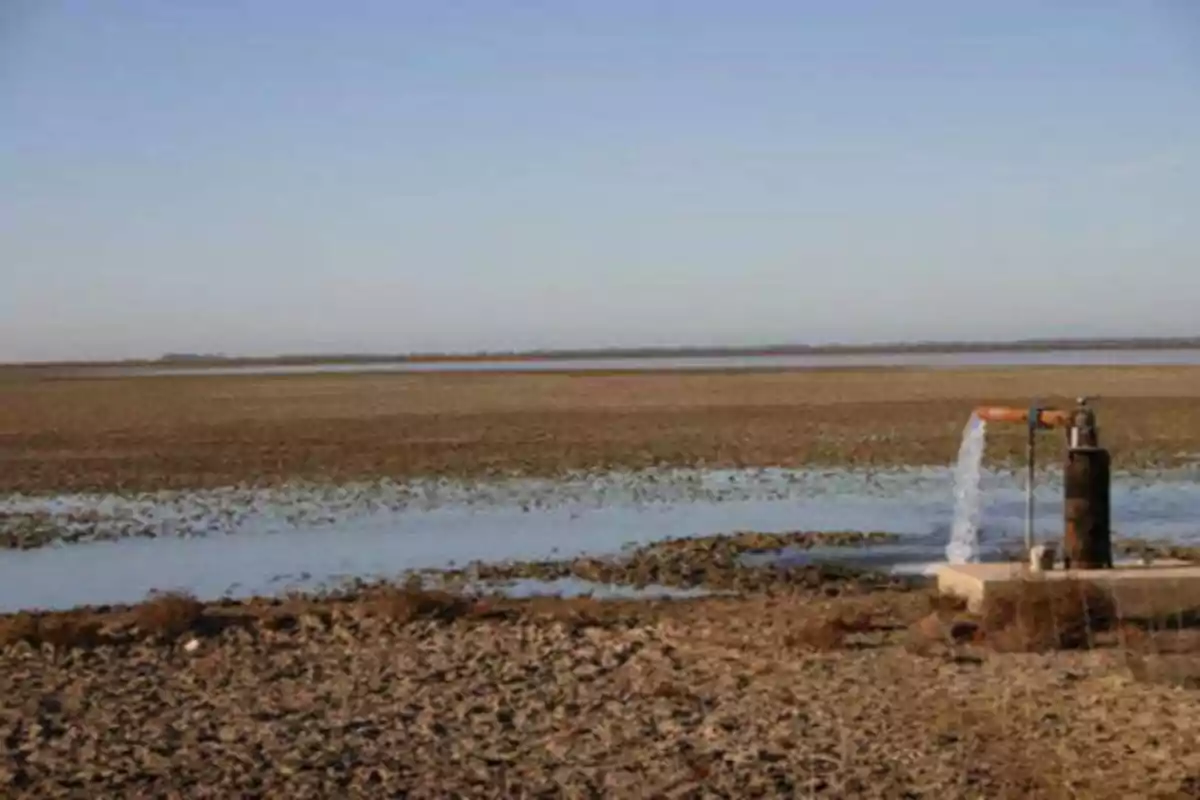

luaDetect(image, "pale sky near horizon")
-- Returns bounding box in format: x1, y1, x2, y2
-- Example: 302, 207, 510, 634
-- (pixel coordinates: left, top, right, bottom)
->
3, 1, 1199, 362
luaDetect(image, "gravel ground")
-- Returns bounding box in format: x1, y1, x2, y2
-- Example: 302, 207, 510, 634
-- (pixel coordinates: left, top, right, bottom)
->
4, 582, 1200, 799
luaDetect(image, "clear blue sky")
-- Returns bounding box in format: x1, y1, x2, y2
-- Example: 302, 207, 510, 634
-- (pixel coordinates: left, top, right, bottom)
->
3, 1, 1198, 361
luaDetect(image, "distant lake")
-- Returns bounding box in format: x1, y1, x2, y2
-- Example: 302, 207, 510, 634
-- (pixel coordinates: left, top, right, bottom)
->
117, 348, 1200, 377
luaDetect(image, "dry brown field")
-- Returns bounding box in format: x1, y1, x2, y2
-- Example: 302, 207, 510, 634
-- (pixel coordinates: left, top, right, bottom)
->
3, 365, 1199, 493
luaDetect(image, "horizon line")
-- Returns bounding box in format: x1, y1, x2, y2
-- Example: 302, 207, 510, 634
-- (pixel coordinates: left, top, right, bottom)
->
7, 334, 1200, 370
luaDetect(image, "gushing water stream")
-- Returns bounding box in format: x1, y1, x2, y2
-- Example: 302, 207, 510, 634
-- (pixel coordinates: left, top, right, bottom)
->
946, 413, 988, 563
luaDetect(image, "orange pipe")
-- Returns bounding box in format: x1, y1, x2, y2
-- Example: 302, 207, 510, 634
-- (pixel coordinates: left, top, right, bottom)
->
973, 406, 1071, 429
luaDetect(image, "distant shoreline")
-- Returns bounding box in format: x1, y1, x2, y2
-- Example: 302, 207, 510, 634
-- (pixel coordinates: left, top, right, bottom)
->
7, 336, 1200, 370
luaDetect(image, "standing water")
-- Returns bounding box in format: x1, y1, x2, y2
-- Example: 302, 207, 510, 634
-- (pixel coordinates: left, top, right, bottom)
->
945, 413, 988, 563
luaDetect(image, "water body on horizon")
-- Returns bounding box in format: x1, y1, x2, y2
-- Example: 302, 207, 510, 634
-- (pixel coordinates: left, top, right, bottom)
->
109, 348, 1200, 377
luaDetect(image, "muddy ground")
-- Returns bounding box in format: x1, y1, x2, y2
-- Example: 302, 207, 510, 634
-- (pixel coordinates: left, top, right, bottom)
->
4, 366, 1200, 493
4, 574, 1200, 799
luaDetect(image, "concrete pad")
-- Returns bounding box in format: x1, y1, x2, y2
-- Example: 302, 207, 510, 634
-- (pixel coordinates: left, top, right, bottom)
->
936, 560, 1200, 618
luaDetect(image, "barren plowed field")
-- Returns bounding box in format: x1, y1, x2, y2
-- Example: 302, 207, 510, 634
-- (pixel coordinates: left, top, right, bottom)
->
3, 367, 1199, 493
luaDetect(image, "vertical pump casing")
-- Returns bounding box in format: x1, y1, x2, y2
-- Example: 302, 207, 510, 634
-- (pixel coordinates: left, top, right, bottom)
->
1062, 399, 1112, 569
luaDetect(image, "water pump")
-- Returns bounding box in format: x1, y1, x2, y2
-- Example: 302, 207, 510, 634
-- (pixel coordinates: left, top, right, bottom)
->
973, 397, 1112, 569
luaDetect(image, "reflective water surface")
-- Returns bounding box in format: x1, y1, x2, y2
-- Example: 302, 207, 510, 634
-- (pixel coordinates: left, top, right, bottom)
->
3, 466, 1198, 612
118, 348, 1200, 377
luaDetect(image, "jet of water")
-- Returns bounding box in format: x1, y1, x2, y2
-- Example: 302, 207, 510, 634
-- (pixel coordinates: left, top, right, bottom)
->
945, 413, 988, 564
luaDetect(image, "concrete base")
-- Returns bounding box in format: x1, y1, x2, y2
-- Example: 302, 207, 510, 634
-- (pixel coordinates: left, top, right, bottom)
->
937, 560, 1200, 618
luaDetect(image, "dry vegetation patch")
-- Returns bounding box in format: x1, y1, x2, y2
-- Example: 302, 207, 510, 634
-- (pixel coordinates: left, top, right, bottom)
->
371, 585, 479, 624
978, 579, 1118, 652
129, 591, 206, 641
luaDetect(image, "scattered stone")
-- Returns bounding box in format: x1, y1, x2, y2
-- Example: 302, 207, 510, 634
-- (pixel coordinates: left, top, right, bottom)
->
0, 566, 1197, 797
423, 530, 907, 597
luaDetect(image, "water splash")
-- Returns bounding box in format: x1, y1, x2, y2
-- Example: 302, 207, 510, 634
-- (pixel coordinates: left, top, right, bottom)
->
946, 413, 988, 563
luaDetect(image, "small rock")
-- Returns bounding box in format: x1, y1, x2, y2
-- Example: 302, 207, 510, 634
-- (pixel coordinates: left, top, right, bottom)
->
910, 612, 946, 643
948, 618, 979, 643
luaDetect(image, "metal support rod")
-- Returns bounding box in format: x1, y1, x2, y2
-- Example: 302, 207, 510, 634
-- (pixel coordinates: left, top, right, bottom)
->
1024, 426, 1036, 553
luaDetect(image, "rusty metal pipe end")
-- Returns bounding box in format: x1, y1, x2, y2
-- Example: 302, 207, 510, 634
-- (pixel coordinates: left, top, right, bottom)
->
973, 405, 1070, 429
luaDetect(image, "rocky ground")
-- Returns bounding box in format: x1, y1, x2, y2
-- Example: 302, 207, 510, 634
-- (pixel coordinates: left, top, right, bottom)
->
4, 568, 1200, 799
423, 530, 908, 595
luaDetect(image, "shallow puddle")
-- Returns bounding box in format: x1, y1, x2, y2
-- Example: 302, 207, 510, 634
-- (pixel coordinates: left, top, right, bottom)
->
1, 466, 1198, 612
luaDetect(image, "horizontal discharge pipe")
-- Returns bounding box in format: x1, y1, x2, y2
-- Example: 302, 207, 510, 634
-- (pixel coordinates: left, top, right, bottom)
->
973, 406, 1072, 429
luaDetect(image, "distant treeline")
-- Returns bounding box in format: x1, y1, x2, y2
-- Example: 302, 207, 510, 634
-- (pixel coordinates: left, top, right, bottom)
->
10, 336, 1200, 370
147, 337, 1200, 367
